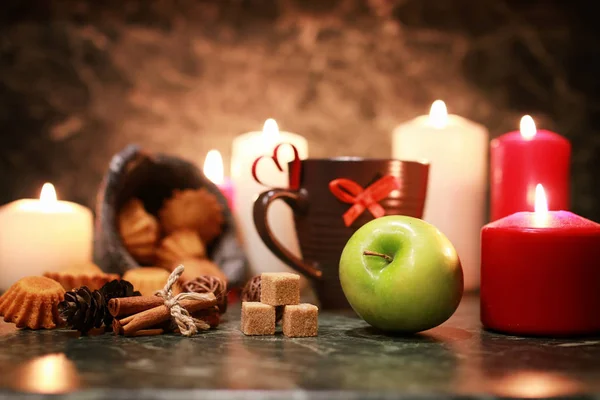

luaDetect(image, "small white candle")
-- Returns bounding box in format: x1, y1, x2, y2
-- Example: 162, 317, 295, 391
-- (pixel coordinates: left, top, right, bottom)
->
0, 183, 93, 290
231, 119, 308, 276
392, 100, 489, 291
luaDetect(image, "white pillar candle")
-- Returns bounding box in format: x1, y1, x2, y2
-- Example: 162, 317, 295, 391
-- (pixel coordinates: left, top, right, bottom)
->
231, 119, 308, 276
392, 100, 488, 291
0, 183, 93, 291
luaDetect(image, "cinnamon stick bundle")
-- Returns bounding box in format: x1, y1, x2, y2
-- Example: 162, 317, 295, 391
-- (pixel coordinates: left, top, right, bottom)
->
108, 296, 165, 318
112, 318, 164, 337
113, 306, 221, 335
117, 293, 217, 336
112, 318, 124, 335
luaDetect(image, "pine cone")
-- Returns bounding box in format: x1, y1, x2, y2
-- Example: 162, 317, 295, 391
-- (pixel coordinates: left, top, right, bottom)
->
241, 276, 283, 322
58, 286, 105, 334
182, 276, 228, 314
99, 279, 141, 326
58, 279, 141, 334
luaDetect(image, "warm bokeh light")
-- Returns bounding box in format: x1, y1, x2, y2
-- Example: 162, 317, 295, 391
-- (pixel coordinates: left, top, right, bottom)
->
520, 115, 537, 139
8, 354, 81, 394
203, 149, 224, 185
40, 183, 57, 205
262, 118, 280, 140
491, 371, 581, 398
429, 100, 448, 129
534, 183, 548, 214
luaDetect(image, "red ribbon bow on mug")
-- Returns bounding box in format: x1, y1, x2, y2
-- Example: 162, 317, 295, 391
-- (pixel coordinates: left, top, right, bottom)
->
329, 175, 401, 227
252, 143, 302, 190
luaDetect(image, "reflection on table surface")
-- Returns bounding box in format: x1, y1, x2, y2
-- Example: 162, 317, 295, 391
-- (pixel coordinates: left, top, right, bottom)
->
0, 295, 598, 398
3, 353, 80, 394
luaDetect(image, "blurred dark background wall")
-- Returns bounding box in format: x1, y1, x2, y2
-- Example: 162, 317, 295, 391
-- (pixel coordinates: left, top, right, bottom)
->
1, 0, 598, 221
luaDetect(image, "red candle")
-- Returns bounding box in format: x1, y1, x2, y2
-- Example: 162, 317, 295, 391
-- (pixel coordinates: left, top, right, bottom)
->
204, 150, 235, 211
490, 116, 570, 221
481, 184, 600, 336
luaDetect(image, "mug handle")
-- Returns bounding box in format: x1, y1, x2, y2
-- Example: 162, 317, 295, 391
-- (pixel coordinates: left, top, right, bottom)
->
253, 189, 322, 279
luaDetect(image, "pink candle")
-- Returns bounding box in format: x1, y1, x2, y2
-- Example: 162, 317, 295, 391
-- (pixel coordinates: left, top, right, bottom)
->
490, 116, 570, 221
204, 150, 235, 211
218, 178, 234, 211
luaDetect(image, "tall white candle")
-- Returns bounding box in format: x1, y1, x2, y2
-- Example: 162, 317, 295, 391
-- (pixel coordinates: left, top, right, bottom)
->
231, 119, 308, 276
0, 183, 93, 291
392, 100, 488, 291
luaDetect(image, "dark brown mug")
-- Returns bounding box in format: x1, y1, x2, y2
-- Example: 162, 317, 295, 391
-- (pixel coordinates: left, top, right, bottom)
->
253, 158, 430, 309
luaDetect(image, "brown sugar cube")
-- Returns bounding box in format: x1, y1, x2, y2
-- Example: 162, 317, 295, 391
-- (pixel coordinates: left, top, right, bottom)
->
260, 272, 300, 306
282, 304, 319, 338
241, 302, 275, 336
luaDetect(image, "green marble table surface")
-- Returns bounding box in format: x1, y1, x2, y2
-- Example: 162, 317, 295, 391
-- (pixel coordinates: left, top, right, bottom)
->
0, 295, 599, 399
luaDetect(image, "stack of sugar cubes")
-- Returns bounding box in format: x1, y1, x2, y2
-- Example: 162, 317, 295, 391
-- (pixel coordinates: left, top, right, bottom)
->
241, 272, 318, 337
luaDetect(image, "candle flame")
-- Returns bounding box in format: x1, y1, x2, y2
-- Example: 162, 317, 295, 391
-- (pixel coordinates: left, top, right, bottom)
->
429, 100, 448, 129
40, 183, 57, 205
262, 118, 280, 140
534, 184, 548, 214
203, 149, 224, 185
520, 115, 537, 139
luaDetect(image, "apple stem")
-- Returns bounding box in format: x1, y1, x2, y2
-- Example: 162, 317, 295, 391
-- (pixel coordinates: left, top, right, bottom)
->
363, 250, 393, 263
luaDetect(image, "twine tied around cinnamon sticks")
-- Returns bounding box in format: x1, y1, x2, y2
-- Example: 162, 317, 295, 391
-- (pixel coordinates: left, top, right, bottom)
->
154, 265, 210, 337
108, 266, 217, 337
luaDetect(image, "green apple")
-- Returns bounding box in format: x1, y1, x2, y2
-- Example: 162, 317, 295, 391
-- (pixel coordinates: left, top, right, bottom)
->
339, 215, 463, 333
